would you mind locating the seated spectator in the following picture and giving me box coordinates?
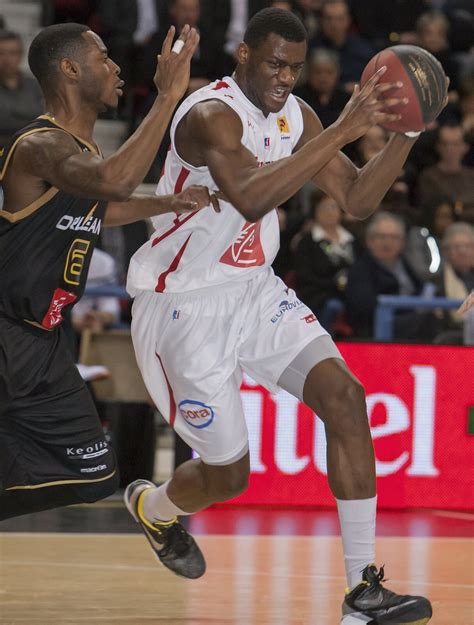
[293,48,350,128]
[405,198,456,282]
[294,190,357,331]
[416,11,460,92]
[71,248,121,334]
[0,31,43,147]
[310,0,374,92]
[346,212,438,340]
[434,222,474,343]
[416,124,474,213]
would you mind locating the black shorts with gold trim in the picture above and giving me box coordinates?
[0,313,117,491]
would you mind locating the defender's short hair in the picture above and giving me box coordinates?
[244,8,307,49]
[28,23,90,91]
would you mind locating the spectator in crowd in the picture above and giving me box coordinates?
[294,190,357,331]
[416,11,459,91]
[345,212,437,339]
[0,31,43,147]
[434,222,474,343]
[405,198,456,282]
[310,0,374,92]
[416,124,474,213]
[293,48,349,128]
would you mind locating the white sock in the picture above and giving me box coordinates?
[336,496,377,590]
[142,480,191,522]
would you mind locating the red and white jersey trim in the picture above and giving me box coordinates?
[127,77,304,295]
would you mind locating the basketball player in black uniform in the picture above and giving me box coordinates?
[0,23,217,528]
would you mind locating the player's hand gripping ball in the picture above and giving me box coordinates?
[361,45,448,133]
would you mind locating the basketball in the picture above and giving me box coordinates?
[360,45,447,133]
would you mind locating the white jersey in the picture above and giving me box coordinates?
[127,76,304,295]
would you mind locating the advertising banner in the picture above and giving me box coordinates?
[228,344,473,510]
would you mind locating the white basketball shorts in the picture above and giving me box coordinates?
[131,268,333,465]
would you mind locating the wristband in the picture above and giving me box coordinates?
[172,39,185,54]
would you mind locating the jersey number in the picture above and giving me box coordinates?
[64,238,90,286]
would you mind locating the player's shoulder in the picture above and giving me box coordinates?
[187,98,240,124]
[185,98,243,143]
[14,127,78,159]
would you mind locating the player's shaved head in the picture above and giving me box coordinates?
[244,7,307,49]
[28,23,90,92]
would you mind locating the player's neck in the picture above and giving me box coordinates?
[43,98,98,143]
[233,70,270,117]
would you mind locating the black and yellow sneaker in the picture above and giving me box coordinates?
[342,564,432,624]
[124,479,206,579]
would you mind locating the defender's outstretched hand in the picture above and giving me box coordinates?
[154,25,200,102]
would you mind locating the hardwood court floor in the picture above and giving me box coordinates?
[1,532,472,625]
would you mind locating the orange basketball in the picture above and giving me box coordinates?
[360,45,447,133]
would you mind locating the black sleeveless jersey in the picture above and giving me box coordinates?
[0,116,107,329]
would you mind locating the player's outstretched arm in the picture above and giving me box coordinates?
[299,76,450,219]
[296,98,417,220]
[103,186,220,226]
[183,67,405,222]
[14,26,200,202]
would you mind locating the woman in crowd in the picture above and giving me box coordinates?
[294,189,358,332]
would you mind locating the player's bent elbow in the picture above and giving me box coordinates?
[235,200,268,223]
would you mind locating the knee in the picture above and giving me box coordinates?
[205,465,250,502]
[74,469,120,504]
[320,378,368,433]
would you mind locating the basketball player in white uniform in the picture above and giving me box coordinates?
[125,8,435,624]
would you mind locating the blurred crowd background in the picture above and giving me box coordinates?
[1,0,473,344]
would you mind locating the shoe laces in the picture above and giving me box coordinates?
[362,564,387,586]
[159,522,192,557]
